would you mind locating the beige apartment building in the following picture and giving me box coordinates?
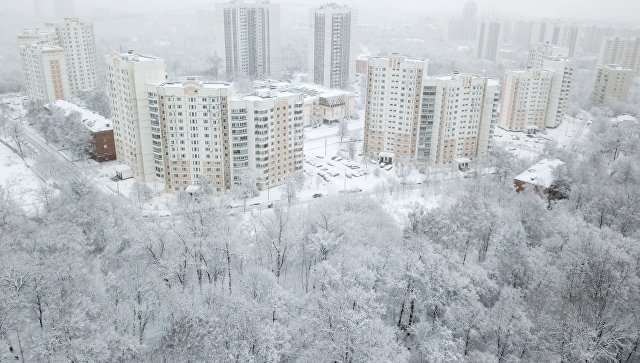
[363,55,428,163]
[598,37,640,73]
[498,69,554,132]
[19,44,70,103]
[592,65,634,105]
[106,51,167,182]
[419,73,500,164]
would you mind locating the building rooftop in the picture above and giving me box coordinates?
[514,159,564,188]
[46,100,112,133]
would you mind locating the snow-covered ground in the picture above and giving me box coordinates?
[493,112,592,160]
[0,141,43,212]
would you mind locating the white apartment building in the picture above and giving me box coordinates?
[215,0,281,80]
[477,21,501,61]
[148,80,232,192]
[527,42,569,68]
[18,18,98,98]
[498,69,554,132]
[106,51,167,182]
[309,3,356,90]
[229,89,304,190]
[598,37,640,73]
[52,18,98,94]
[592,65,634,105]
[19,44,70,104]
[363,55,428,162]
[419,73,500,165]
[542,57,573,128]
[582,26,615,54]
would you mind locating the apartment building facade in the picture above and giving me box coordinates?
[598,37,640,73]
[19,44,70,103]
[309,3,356,90]
[498,69,554,132]
[477,21,501,61]
[215,0,281,80]
[592,65,634,105]
[363,56,427,162]
[106,51,167,182]
[419,74,500,165]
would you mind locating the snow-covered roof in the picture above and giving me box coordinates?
[46,100,112,133]
[611,114,638,124]
[515,159,564,188]
[113,164,132,173]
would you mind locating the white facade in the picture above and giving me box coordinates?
[149,80,232,192]
[230,90,304,189]
[19,44,70,104]
[498,69,554,132]
[215,0,281,80]
[309,3,356,90]
[593,65,634,105]
[477,21,501,61]
[419,74,500,164]
[53,18,98,94]
[527,42,569,68]
[106,52,167,182]
[598,37,640,72]
[543,57,573,128]
[363,56,428,161]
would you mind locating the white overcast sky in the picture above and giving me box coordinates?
[2,0,639,22]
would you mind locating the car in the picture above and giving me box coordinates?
[267,203,274,208]
[379,163,386,168]
[331,156,338,160]
[385,165,393,171]
[335,156,343,161]
[313,193,323,198]
[346,174,352,178]
[321,167,329,171]
[508,147,517,151]
[249,202,261,206]
[526,134,534,138]
[330,171,340,177]
[327,162,335,166]
[315,155,323,159]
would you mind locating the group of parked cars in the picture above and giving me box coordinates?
[305,155,369,182]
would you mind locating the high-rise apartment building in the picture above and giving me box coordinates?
[18,18,98,98]
[148,80,232,191]
[309,3,356,90]
[448,1,478,42]
[106,51,167,182]
[146,79,304,192]
[52,18,98,94]
[19,44,70,103]
[418,74,500,164]
[581,26,615,54]
[229,90,304,189]
[557,26,578,58]
[477,21,501,61]
[363,56,427,162]
[215,0,281,80]
[498,69,554,132]
[592,65,634,105]
[598,37,640,73]
[527,42,569,68]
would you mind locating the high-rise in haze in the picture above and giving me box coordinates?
[592,65,634,105]
[215,0,281,80]
[598,36,640,72]
[309,3,356,90]
[106,51,167,182]
[477,21,501,61]
[448,1,478,42]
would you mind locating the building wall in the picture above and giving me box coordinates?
[599,37,640,72]
[593,65,634,105]
[92,130,116,162]
[106,52,167,182]
[363,56,427,161]
[498,69,554,132]
[477,21,501,61]
[54,18,98,95]
[215,0,281,80]
[309,3,356,90]
[20,44,70,104]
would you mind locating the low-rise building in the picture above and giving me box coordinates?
[514,159,564,194]
[44,100,116,161]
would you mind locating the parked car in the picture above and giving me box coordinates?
[384,165,393,171]
[313,193,323,198]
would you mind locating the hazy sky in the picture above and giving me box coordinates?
[2,0,639,22]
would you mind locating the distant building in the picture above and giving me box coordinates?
[106,51,167,182]
[598,37,640,73]
[18,18,98,98]
[592,65,634,105]
[19,44,70,103]
[477,21,501,61]
[581,26,615,54]
[515,159,564,194]
[363,55,427,163]
[448,1,478,42]
[309,3,356,90]
[45,100,116,162]
[214,0,281,80]
[355,56,368,75]
[54,0,75,18]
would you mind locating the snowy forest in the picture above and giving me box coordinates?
[1,110,639,362]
